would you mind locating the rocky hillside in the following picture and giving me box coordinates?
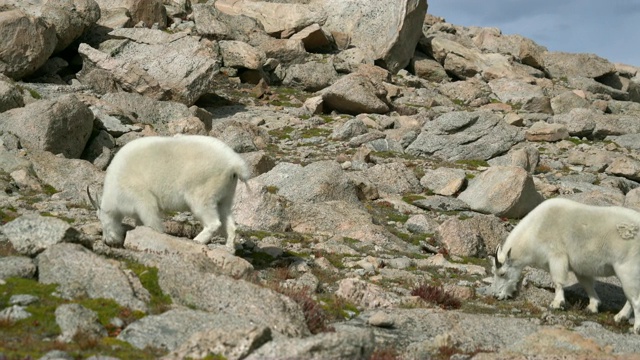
[2,0,640,358]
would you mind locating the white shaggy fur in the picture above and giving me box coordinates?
[491,198,640,334]
[89,135,250,252]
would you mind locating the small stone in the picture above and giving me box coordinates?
[368,311,394,328]
[9,294,39,306]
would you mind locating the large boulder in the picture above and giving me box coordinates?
[216,0,427,73]
[406,111,524,161]
[488,78,551,113]
[38,0,101,52]
[27,150,105,204]
[214,0,326,35]
[77,29,221,105]
[320,72,390,115]
[37,243,148,312]
[252,161,360,204]
[0,94,94,158]
[157,259,309,338]
[322,0,427,73]
[94,0,166,29]
[245,328,375,360]
[118,308,270,353]
[458,166,544,218]
[2,214,81,256]
[436,214,509,257]
[425,35,534,81]
[0,75,24,112]
[192,3,264,42]
[542,51,616,79]
[95,92,196,135]
[0,9,57,79]
[4,0,100,55]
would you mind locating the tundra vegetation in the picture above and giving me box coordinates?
[1,0,640,359]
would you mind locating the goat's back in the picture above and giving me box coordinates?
[102,135,249,208]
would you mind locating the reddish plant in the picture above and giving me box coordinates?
[369,347,399,360]
[411,283,461,310]
[281,288,334,334]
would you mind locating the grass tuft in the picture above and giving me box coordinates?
[411,283,461,310]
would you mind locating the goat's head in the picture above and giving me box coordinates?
[490,245,521,300]
[86,185,123,246]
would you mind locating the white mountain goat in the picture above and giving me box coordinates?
[88,135,250,252]
[491,197,640,334]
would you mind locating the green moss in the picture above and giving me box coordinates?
[196,354,228,360]
[266,185,279,194]
[390,229,429,246]
[268,126,295,140]
[237,229,274,240]
[0,278,162,359]
[342,237,360,245]
[454,159,489,169]
[39,212,75,224]
[124,261,172,315]
[0,207,18,225]
[42,184,58,196]
[317,294,360,321]
[17,85,42,100]
[276,87,301,95]
[402,194,426,204]
[319,252,347,270]
[566,137,584,145]
[300,127,331,139]
[245,250,276,269]
[387,212,410,223]
[509,102,522,111]
[319,115,336,123]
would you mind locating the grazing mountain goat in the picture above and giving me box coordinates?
[491,198,640,334]
[88,135,250,252]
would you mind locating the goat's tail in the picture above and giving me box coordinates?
[233,160,252,193]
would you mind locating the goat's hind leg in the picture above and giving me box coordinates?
[614,265,640,333]
[549,255,570,310]
[191,200,222,245]
[576,275,601,313]
[218,195,238,253]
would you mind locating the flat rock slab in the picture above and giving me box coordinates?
[406,111,524,161]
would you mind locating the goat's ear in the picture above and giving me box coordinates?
[504,249,512,265]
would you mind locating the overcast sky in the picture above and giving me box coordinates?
[427,0,640,67]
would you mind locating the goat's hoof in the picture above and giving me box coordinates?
[550,301,566,310]
[614,314,627,323]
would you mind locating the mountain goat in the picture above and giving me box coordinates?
[491,197,640,334]
[88,135,250,252]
